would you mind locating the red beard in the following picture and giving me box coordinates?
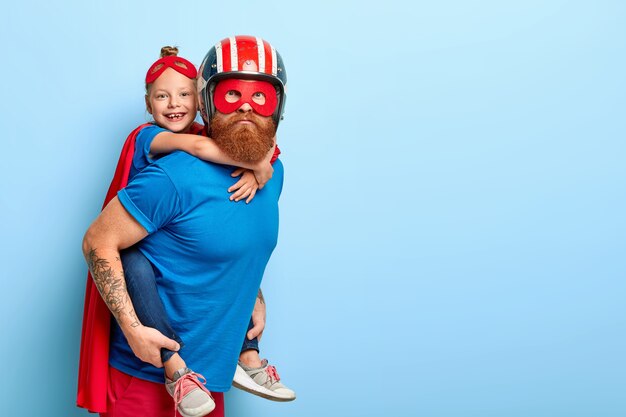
[210,113,276,163]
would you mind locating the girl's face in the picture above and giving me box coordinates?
[146,68,198,133]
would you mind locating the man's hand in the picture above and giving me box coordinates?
[125,325,180,368]
[247,289,267,342]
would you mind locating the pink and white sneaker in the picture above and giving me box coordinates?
[233,359,296,402]
[165,368,215,417]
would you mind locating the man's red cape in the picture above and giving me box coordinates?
[76,122,280,412]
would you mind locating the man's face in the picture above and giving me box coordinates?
[210,79,277,164]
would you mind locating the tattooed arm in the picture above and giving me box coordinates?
[246,288,267,342]
[82,196,179,367]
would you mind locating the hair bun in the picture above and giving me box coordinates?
[160,46,179,57]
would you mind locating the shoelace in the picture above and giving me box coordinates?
[265,365,281,383]
[172,372,212,417]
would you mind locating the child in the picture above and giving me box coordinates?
[90,46,293,417]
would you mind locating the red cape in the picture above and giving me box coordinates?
[76,122,280,412]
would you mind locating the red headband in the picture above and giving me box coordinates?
[145,56,197,84]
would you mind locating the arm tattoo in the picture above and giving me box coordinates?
[257,288,265,304]
[86,248,130,322]
[128,309,140,328]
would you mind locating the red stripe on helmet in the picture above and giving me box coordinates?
[234,35,258,71]
[221,38,232,73]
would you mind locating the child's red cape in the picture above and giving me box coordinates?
[76,122,280,412]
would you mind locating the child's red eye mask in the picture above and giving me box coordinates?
[145,56,197,84]
[213,79,278,117]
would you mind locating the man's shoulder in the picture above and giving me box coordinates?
[273,157,284,176]
[153,151,205,167]
[151,151,224,179]
[153,150,196,164]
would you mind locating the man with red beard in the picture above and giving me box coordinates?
[82,36,289,417]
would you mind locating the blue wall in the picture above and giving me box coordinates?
[1,1,625,416]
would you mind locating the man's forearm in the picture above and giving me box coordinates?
[257,288,265,305]
[81,196,161,364]
[85,247,140,330]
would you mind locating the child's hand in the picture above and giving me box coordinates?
[228,168,260,204]
[252,162,273,189]
[252,140,276,189]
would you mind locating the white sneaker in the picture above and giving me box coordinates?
[232,359,296,402]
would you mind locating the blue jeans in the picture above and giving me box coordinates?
[121,246,259,363]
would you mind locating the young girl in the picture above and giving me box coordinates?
[78,47,293,417]
[139,47,276,201]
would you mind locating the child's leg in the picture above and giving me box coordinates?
[239,319,262,366]
[120,246,185,375]
[121,246,216,415]
[235,319,296,401]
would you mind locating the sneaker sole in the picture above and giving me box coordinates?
[178,401,216,417]
[232,365,296,402]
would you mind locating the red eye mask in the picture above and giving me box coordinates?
[213,79,278,117]
[145,56,197,84]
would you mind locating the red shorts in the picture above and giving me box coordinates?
[100,367,225,417]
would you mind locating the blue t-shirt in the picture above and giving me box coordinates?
[109,128,284,391]
[128,124,167,180]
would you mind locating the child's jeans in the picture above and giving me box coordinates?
[121,245,259,363]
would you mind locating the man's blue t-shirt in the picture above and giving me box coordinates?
[109,128,283,391]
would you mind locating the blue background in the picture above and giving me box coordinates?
[1,1,625,416]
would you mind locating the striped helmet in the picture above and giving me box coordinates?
[198,35,287,127]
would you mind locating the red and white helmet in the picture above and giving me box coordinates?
[198,35,287,127]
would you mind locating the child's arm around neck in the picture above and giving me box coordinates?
[149,131,275,188]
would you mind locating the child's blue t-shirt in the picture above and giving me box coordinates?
[109,126,284,391]
[128,124,168,180]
